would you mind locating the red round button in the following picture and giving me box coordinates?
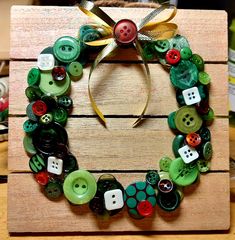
[52,66,66,81]
[137,200,153,217]
[35,171,49,185]
[113,19,137,45]
[158,179,174,193]
[186,132,201,147]
[166,49,181,65]
[32,100,47,116]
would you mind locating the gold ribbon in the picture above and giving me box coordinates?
[78,0,177,127]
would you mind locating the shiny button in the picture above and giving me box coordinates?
[170,60,198,90]
[23,119,38,133]
[178,144,199,164]
[53,36,80,63]
[137,200,153,217]
[175,106,203,134]
[29,154,46,173]
[159,156,172,172]
[52,107,68,126]
[52,66,66,81]
[166,49,181,65]
[182,87,201,105]
[97,174,123,194]
[63,154,78,173]
[113,19,137,45]
[169,157,199,187]
[37,54,55,71]
[154,39,170,53]
[157,191,180,212]
[68,61,83,80]
[79,25,93,39]
[169,35,189,50]
[195,99,210,115]
[158,179,174,193]
[167,111,177,130]
[39,113,53,125]
[104,189,124,211]
[47,156,63,175]
[39,72,71,96]
[57,96,73,110]
[143,43,155,61]
[199,71,211,85]
[23,135,37,155]
[63,170,97,205]
[89,196,105,215]
[180,47,192,60]
[45,181,63,200]
[32,100,47,116]
[27,68,40,86]
[201,107,215,122]
[186,133,201,147]
[191,54,204,71]
[35,171,49,185]
[202,141,213,160]
[198,127,211,142]
[172,134,185,158]
[26,102,38,121]
[82,29,101,43]
[145,170,160,186]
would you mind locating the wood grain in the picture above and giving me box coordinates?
[9,62,228,116]
[10,7,227,62]
[7,173,230,233]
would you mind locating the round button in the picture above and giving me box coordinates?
[169,35,189,50]
[27,67,40,86]
[191,54,204,71]
[159,156,172,172]
[63,170,97,205]
[25,86,43,101]
[29,154,46,173]
[79,25,93,39]
[158,179,174,193]
[180,47,192,60]
[197,158,210,172]
[52,66,66,81]
[53,36,80,63]
[168,111,177,130]
[199,71,211,85]
[145,170,160,186]
[52,107,68,126]
[137,200,153,217]
[39,113,53,125]
[97,174,123,194]
[176,89,186,105]
[26,102,38,122]
[23,119,39,133]
[195,99,210,115]
[39,72,71,96]
[32,100,47,116]
[157,191,180,212]
[143,43,155,61]
[35,171,49,185]
[170,60,198,90]
[198,127,211,142]
[186,132,201,147]
[45,181,63,200]
[63,154,78,173]
[201,107,214,121]
[89,196,105,215]
[202,141,213,160]
[175,106,203,134]
[68,61,83,80]
[169,157,199,187]
[23,135,37,155]
[58,95,73,110]
[166,49,181,65]
[113,19,137,45]
[154,39,170,53]
[172,134,185,158]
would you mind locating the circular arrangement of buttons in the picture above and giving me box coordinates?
[23,20,214,219]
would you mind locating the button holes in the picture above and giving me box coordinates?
[62,46,65,51]
[127,29,131,33]
[193,96,195,99]
[123,26,127,29]
[52,161,55,164]
[184,151,187,154]
[188,93,191,96]
[82,185,86,188]
[56,162,58,165]
[186,155,189,158]
[120,30,124,33]
[124,33,128,37]
[190,117,194,121]
[189,97,192,100]
[183,118,186,122]
[113,201,116,204]
[185,114,189,118]
[49,81,53,85]
[54,189,58,192]
[48,190,52,194]
[186,121,190,125]
[188,149,191,152]
[75,184,79,188]
[52,165,54,168]
[68,47,72,51]
[173,43,176,47]
[190,153,193,156]
[192,92,195,95]
[112,195,115,198]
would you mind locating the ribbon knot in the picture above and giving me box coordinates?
[78,0,177,127]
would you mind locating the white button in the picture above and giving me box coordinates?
[47,156,63,175]
[37,54,55,71]
[104,189,124,211]
[178,145,199,164]
[0,78,8,98]
[182,87,201,105]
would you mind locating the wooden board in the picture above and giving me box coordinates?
[8,6,229,233]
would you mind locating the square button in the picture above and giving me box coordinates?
[182,87,201,105]
[178,145,199,164]
[104,189,124,211]
[47,156,63,175]
[37,54,55,71]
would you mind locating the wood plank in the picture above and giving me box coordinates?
[8,117,229,172]
[0,141,8,175]
[7,172,230,233]
[10,7,227,62]
[9,62,228,116]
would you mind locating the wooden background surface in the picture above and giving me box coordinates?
[7,6,229,233]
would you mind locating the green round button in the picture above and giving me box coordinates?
[170,60,198,90]
[154,39,170,53]
[23,135,37,155]
[53,36,80,63]
[68,61,83,80]
[29,154,45,173]
[168,111,177,130]
[199,71,211,85]
[169,35,189,50]
[39,113,53,125]
[23,119,39,133]
[63,170,97,205]
[197,158,210,172]
[180,47,192,60]
[25,86,43,101]
[45,182,63,200]
[157,191,180,212]
[39,72,71,96]
[52,107,68,126]
[191,54,204,71]
[145,170,160,186]
[201,107,215,121]
[82,29,101,43]
[79,25,93,39]
[169,157,199,187]
[159,156,172,172]
[143,43,155,61]
[202,141,213,160]
[27,68,40,86]
[175,106,203,134]
[172,134,185,158]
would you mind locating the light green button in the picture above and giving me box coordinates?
[199,71,211,85]
[197,158,210,172]
[159,156,172,172]
[53,36,80,63]
[202,142,213,160]
[39,72,71,96]
[63,170,97,205]
[68,61,83,80]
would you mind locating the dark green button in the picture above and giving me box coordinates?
[89,196,105,215]
[199,71,211,85]
[53,36,80,63]
[191,54,204,71]
[157,191,180,212]
[58,96,73,110]
[198,127,211,142]
[175,106,203,134]
[63,154,79,173]
[39,113,53,125]
[79,25,93,39]
[170,60,198,90]
[41,95,57,110]
[82,29,101,43]
[23,119,39,133]
[97,174,123,194]
[198,84,208,100]
[63,170,97,205]
[169,157,199,187]
[23,135,37,155]
[143,43,155,61]
[159,156,172,172]
[45,181,63,200]
[25,86,43,101]
[52,107,68,126]
[27,68,40,86]
[168,111,177,130]
[26,102,38,122]
[145,170,160,186]
[172,135,185,158]
[169,35,189,50]
[176,89,185,106]
[68,61,83,80]
[180,47,192,60]
[154,40,170,53]
[197,158,210,172]
[29,154,45,173]
[202,141,213,160]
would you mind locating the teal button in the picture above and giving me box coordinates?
[23,119,39,133]
[23,135,37,155]
[154,39,170,53]
[169,35,189,50]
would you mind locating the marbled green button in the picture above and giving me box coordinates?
[169,35,189,50]
[27,68,40,86]
[23,119,38,133]
[202,141,213,160]
[180,47,192,60]
[25,86,43,101]
[52,107,68,126]
[82,29,101,43]
[154,39,170,53]
[145,170,160,186]
[191,54,204,71]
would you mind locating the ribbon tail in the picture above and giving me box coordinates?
[88,40,118,126]
[133,40,151,127]
[85,38,114,46]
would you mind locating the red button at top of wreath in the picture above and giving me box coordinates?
[113,19,137,45]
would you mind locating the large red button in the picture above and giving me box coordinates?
[32,100,47,116]
[137,200,153,217]
[166,49,181,65]
[113,19,137,45]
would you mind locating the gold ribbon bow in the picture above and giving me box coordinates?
[78,0,177,127]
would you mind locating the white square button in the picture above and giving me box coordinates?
[37,54,55,71]
[182,87,201,105]
[47,156,63,175]
[178,145,199,164]
[104,189,124,211]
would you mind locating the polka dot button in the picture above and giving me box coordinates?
[113,19,137,45]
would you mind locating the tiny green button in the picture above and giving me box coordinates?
[143,43,155,61]
[180,47,192,60]
[145,170,160,186]
[199,71,211,85]
[68,61,83,80]
[159,156,172,172]
[202,141,213,160]
[23,119,39,133]
[45,182,63,200]
[154,39,170,53]
[39,113,53,125]
[191,54,204,71]
[27,68,40,86]
[197,158,210,172]
[25,86,43,101]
